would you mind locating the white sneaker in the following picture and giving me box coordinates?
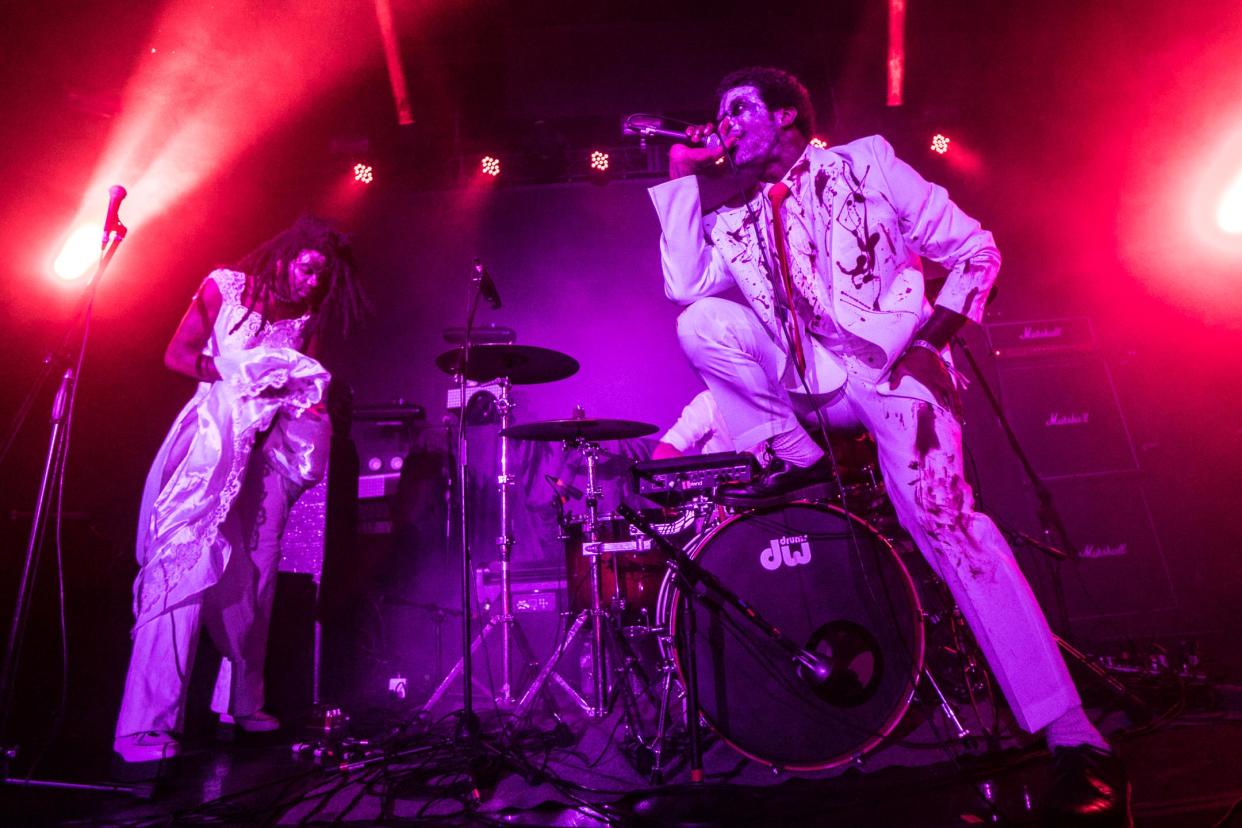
[218,710,281,733]
[114,731,180,763]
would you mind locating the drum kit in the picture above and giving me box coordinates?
[424,341,977,775]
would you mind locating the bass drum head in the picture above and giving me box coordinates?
[657,502,924,771]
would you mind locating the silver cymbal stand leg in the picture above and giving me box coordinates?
[581,440,609,717]
[510,438,611,719]
[495,378,516,705]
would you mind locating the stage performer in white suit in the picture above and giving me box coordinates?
[649,66,1127,824]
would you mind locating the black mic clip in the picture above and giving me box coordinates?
[472,258,502,310]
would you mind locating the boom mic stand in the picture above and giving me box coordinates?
[0,210,150,796]
[443,264,493,740]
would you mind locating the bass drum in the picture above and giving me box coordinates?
[656,502,924,771]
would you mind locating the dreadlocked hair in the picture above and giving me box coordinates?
[228,215,366,341]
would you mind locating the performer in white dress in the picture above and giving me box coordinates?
[114,217,364,763]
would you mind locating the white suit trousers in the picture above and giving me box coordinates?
[115,447,297,739]
[677,297,1082,733]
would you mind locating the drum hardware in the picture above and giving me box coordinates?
[919,667,970,741]
[619,504,839,687]
[502,420,659,721]
[512,438,615,717]
[426,339,580,724]
[619,503,890,775]
[620,501,929,772]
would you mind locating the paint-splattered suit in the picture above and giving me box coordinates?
[649,136,1081,732]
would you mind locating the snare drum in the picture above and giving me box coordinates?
[563,509,697,635]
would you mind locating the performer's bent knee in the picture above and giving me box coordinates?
[676,297,760,352]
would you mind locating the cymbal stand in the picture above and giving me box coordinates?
[514,439,612,718]
[493,378,518,703]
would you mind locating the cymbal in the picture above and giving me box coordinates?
[502,418,659,442]
[435,344,579,384]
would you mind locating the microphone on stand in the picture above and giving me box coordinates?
[622,114,723,150]
[101,185,128,248]
[473,258,502,309]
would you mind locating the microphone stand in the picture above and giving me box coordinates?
[949,335,1074,626]
[0,231,151,796]
[950,334,1140,707]
[616,503,838,783]
[447,264,490,740]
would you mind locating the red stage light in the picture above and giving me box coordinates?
[1217,169,1242,234]
[481,156,501,177]
[931,134,950,155]
[809,137,828,149]
[353,163,374,183]
[589,150,610,172]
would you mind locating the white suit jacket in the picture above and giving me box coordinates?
[650,135,1000,394]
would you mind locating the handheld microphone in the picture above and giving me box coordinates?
[622,114,722,149]
[102,184,128,248]
[473,258,502,309]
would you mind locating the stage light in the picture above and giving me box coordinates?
[589,150,610,172]
[52,225,102,282]
[481,156,501,177]
[931,134,950,155]
[809,137,828,149]
[1216,169,1242,234]
[58,1,380,258]
[353,162,374,183]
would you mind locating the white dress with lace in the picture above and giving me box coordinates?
[131,269,331,631]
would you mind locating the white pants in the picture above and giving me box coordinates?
[678,297,1082,733]
[115,445,298,739]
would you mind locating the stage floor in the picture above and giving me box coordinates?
[2,695,1239,826]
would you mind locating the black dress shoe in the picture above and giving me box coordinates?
[1042,745,1132,827]
[718,456,833,507]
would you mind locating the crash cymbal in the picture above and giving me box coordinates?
[435,344,579,384]
[502,418,659,442]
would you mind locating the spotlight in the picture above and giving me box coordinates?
[353,162,374,183]
[931,134,951,155]
[1217,170,1242,235]
[809,137,828,149]
[52,225,103,282]
[589,150,610,172]
[481,156,501,177]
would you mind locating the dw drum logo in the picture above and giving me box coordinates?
[760,534,812,571]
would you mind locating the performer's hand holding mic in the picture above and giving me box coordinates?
[622,113,731,178]
[668,123,730,179]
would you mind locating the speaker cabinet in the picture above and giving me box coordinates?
[991,353,1138,479]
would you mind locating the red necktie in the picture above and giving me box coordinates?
[767,182,807,377]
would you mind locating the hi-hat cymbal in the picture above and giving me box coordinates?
[502,418,659,442]
[435,344,579,384]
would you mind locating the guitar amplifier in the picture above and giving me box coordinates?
[985,317,1096,359]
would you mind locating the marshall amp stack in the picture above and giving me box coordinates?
[974,317,1177,626]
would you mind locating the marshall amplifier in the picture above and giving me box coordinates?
[1022,474,1177,623]
[984,319,1139,479]
[986,316,1096,359]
